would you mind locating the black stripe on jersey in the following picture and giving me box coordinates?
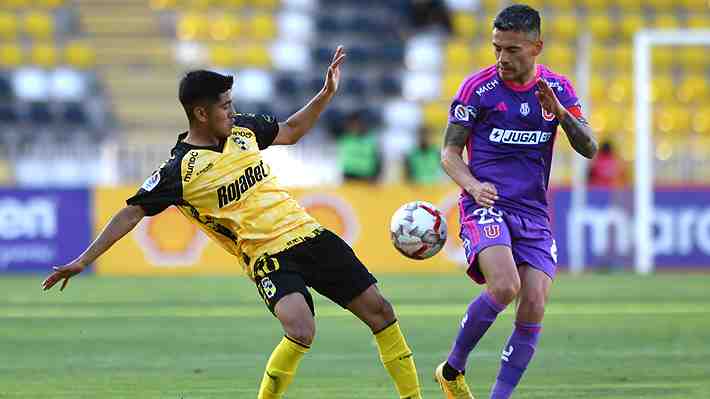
[233,113,279,150]
[182,201,239,243]
[126,146,186,216]
[174,132,227,153]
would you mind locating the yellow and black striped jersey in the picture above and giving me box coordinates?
[127,113,321,278]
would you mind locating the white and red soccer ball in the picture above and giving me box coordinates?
[390,201,447,260]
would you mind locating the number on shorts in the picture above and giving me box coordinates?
[473,207,503,225]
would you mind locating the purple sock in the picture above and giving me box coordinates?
[490,322,542,399]
[447,291,505,372]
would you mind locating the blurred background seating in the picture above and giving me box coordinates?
[0,0,111,181]
[0,0,709,186]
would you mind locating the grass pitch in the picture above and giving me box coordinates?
[1,273,709,398]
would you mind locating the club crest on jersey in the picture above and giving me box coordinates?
[483,225,501,239]
[520,102,530,116]
[232,135,249,151]
[542,108,556,121]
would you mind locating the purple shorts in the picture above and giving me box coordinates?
[459,201,557,284]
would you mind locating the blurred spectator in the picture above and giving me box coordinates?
[405,126,443,184]
[337,112,382,182]
[588,140,626,187]
[408,0,453,36]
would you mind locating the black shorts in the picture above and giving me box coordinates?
[253,229,377,316]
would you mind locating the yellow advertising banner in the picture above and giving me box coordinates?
[94,184,466,276]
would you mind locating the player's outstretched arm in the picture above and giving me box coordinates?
[41,205,146,291]
[535,80,598,159]
[273,45,346,145]
[441,122,498,207]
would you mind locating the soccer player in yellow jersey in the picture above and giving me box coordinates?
[42,46,423,398]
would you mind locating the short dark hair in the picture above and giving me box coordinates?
[179,70,234,121]
[493,4,541,37]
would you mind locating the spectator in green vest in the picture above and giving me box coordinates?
[337,112,382,182]
[405,126,443,185]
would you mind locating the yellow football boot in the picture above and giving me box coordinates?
[434,362,475,399]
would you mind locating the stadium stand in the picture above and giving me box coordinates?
[0,1,109,144]
[1,0,708,185]
[0,0,114,187]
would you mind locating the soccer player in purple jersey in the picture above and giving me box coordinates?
[434,5,598,399]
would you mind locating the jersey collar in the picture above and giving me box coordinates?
[500,64,541,92]
[175,131,226,153]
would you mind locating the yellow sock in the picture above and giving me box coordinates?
[374,321,422,399]
[257,336,309,399]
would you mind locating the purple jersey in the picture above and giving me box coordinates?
[449,64,581,220]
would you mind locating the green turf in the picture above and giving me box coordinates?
[1,273,709,398]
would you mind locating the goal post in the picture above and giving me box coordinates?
[569,32,592,275]
[633,29,710,274]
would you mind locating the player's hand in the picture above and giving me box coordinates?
[468,182,498,207]
[41,261,85,291]
[322,45,346,96]
[535,79,565,119]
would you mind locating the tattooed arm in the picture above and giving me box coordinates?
[536,79,598,159]
[558,110,598,159]
[440,122,498,207]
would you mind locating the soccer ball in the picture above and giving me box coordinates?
[390,201,447,260]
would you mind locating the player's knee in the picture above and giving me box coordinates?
[379,297,395,322]
[518,300,545,322]
[518,292,546,321]
[489,278,521,305]
[283,320,316,346]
